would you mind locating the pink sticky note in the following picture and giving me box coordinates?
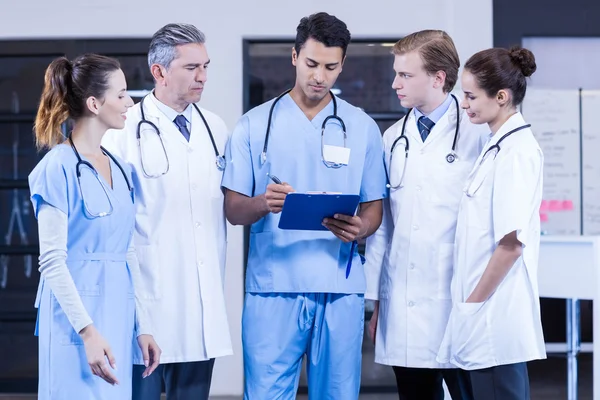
[540,213,549,222]
[540,200,549,212]
[562,200,574,211]
[549,200,562,212]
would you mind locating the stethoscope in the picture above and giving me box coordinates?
[386,94,461,190]
[464,123,531,197]
[480,124,531,160]
[69,137,133,218]
[137,95,226,178]
[390,94,460,164]
[260,88,348,169]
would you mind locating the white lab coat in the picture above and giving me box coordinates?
[365,102,488,368]
[437,112,546,370]
[102,95,233,364]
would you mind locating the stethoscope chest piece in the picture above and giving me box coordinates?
[216,155,226,171]
[446,153,457,163]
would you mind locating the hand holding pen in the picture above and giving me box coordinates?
[264,173,295,214]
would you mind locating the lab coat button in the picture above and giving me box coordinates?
[195,221,201,228]
[188,147,193,153]
[412,225,419,230]
[408,301,415,307]
[409,264,415,270]
[416,186,422,192]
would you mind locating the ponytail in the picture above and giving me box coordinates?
[33,54,122,150]
[33,57,72,150]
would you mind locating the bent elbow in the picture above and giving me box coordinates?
[225,214,243,226]
[224,201,245,226]
[224,205,239,226]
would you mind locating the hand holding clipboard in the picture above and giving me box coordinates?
[269,173,364,241]
[269,173,363,279]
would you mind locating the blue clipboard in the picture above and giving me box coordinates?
[278,192,361,231]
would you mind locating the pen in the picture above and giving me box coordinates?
[267,173,282,185]
[346,240,357,279]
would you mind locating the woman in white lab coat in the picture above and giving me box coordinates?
[365,30,488,400]
[437,46,546,399]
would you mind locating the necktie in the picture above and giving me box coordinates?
[418,116,435,142]
[174,115,191,142]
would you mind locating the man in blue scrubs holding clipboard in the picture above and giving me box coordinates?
[221,12,387,400]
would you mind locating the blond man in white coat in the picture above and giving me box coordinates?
[365,30,487,400]
[102,23,232,399]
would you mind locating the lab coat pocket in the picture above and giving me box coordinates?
[452,301,492,368]
[466,196,492,230]
[436,244,454,300]
[135,245,162,300]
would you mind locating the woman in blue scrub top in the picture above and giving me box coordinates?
[222,12,388,400]
[29,54,161,399]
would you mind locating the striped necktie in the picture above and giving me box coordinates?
[418,116,435,142]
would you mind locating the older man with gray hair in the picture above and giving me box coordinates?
[102,22,232,399]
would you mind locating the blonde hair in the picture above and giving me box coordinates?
[33,57,71,150]
[393,30,460,93]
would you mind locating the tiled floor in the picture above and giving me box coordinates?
[0,354,593,400]
[0,334,593,399]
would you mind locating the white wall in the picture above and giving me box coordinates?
[0,0,493,395]
[523,37,600,89]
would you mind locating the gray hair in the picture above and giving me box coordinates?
[148,23,206,69]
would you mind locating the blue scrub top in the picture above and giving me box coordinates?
[29,144,138,399]
[222,94,387,294]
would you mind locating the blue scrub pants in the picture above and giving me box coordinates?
[242,292,365,400]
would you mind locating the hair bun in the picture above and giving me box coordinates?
[508,46,536,77]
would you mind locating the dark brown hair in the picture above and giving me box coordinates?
[393,30,460,93]
[464,46,537,107]
[33,54,121,150]
[295,12,351,59]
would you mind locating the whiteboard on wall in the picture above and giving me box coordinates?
[521,88,581,235]
[522,38,600,90]
[582,90,600,235]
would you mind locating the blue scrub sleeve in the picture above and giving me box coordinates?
[29,151,69,219]
[359,120,388,203]
[221,115,254,197]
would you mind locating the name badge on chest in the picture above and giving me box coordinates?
[323,145,351,166]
